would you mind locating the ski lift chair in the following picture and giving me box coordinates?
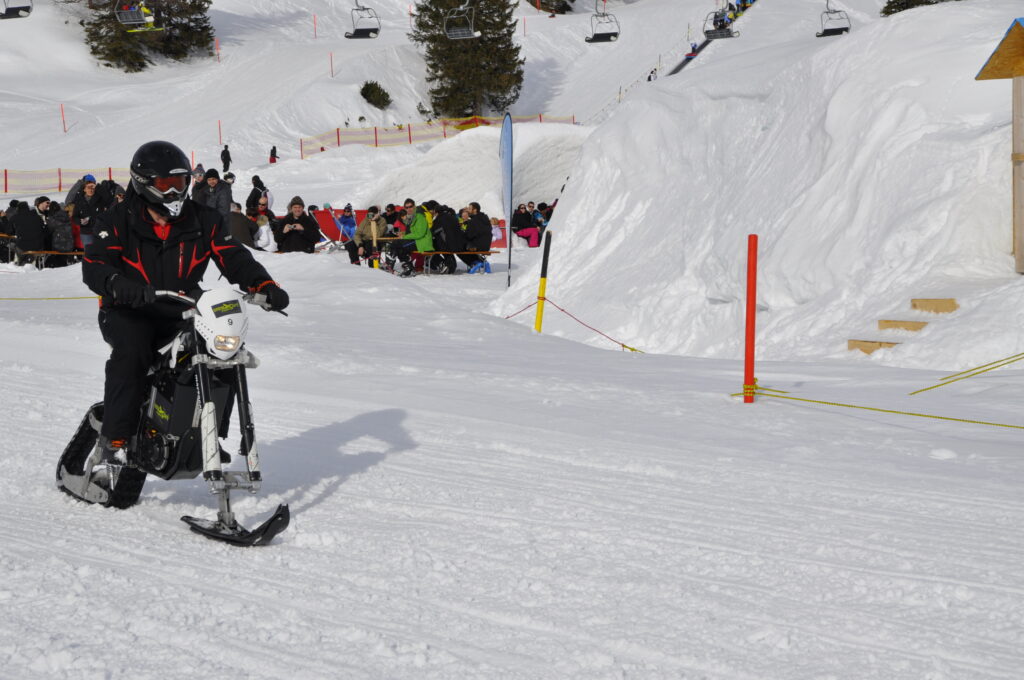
[1,0,32,19]
[584,0,619,43]
[444,1,481,40]
[114,1,162,32]
[345,0,380,39]
[703,9,738,40]
[816,0,850,37]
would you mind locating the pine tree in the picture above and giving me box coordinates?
[154,0,215,61]
[410,0,524,117]
[880,0,959,17]
[82,0,214,72]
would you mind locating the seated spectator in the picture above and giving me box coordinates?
[489,216,503,243]
[337,203,359,264]
[386,198,433,277]
[192,168,232,222]
[383,203,404,229]
[463,202,492,273]
[13,196,51,255]
[353,205,389,265]
[190,164,205,196]
[511,203,541,248]
[228,201,256,248]
[429,203,464,274]
[70,176,105,248]
[272,196,320,253]
[46,201,76,260]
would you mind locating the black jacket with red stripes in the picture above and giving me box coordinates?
[83,193,274,306]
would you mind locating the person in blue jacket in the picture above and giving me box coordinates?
[326,203,360,264]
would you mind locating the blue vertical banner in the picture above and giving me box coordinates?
[499,113,513,287]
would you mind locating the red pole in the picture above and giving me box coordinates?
[330,52,334,78]
[409,4,413,29]
[215,37,220,63]
[108,167,113,181]
[538,113,543,123]
[313,14,317,39]
[536,0,540,12]
[523,16,526,35]
[442,121,447,138]
[374,127,378,147]
[300,138,304,160]
[3,169,7,194]
[58,168,63,192]
[191,150,195,167]
[743,234,758,403]
[408,124,413,144]
[60,104,67,133]
[218,119,222,146]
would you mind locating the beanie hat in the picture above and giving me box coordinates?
[83,174,96,184]
[288,195,305,209]
[193,163,205,176]
[8,199,19,210]
[35,196,51,207]
[343,203,353,211]
[204,168,220,180]
[423,200,439,211]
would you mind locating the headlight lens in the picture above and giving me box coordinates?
[214,335,240,352]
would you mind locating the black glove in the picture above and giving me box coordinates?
[262,283,289,311]
[107,273,155,308]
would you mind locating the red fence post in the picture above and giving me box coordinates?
[3,169,7,194]
[336,128,341,147]
[313,14,317,39]
[58,168,63,192]
[218,119,222,146]
[374,127,378,147]
[215,37,220,63]
[330,52,334,78]
[538,113,543,123]
[108,167,113,181]
[408,124,413,144]
[60,104,67,134]
[743,234,758,403]
[523,16,526,35]
[300,138,304,160]
[442,121,447,139]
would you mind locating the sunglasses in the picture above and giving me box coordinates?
[258,202,268,206]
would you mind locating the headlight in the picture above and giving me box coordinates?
[214,335,240,352]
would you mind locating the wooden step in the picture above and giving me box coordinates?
[878,319,929,332]
[910,298,958,314]
[848,339,900,354]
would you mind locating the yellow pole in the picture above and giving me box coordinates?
[533,231,552,333]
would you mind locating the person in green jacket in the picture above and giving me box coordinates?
[389,198,434,277]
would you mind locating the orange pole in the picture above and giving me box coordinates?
[743,234,758,403]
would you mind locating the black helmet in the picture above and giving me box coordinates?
[129,141,191,217]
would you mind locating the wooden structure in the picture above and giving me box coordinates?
[977,19,1024,272]
[848,298,958,355]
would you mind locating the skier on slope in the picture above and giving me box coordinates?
[80,140,290,470]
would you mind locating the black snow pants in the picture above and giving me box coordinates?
[98,306,184,440]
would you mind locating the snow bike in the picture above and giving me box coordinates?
[56,287,290,547]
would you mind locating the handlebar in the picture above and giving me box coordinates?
[151,289,286,315]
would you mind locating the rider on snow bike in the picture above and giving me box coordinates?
[79,140,289,476]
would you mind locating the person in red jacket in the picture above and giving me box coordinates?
[82,140,289,462]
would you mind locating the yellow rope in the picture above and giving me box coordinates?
[909,354,1024,396]
[0,296,99,301]
[732,389,1024,431]
[939,352,1024,382]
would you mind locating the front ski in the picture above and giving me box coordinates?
[181,503,290,547]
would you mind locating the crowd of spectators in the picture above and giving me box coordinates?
[1,167,559,276]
